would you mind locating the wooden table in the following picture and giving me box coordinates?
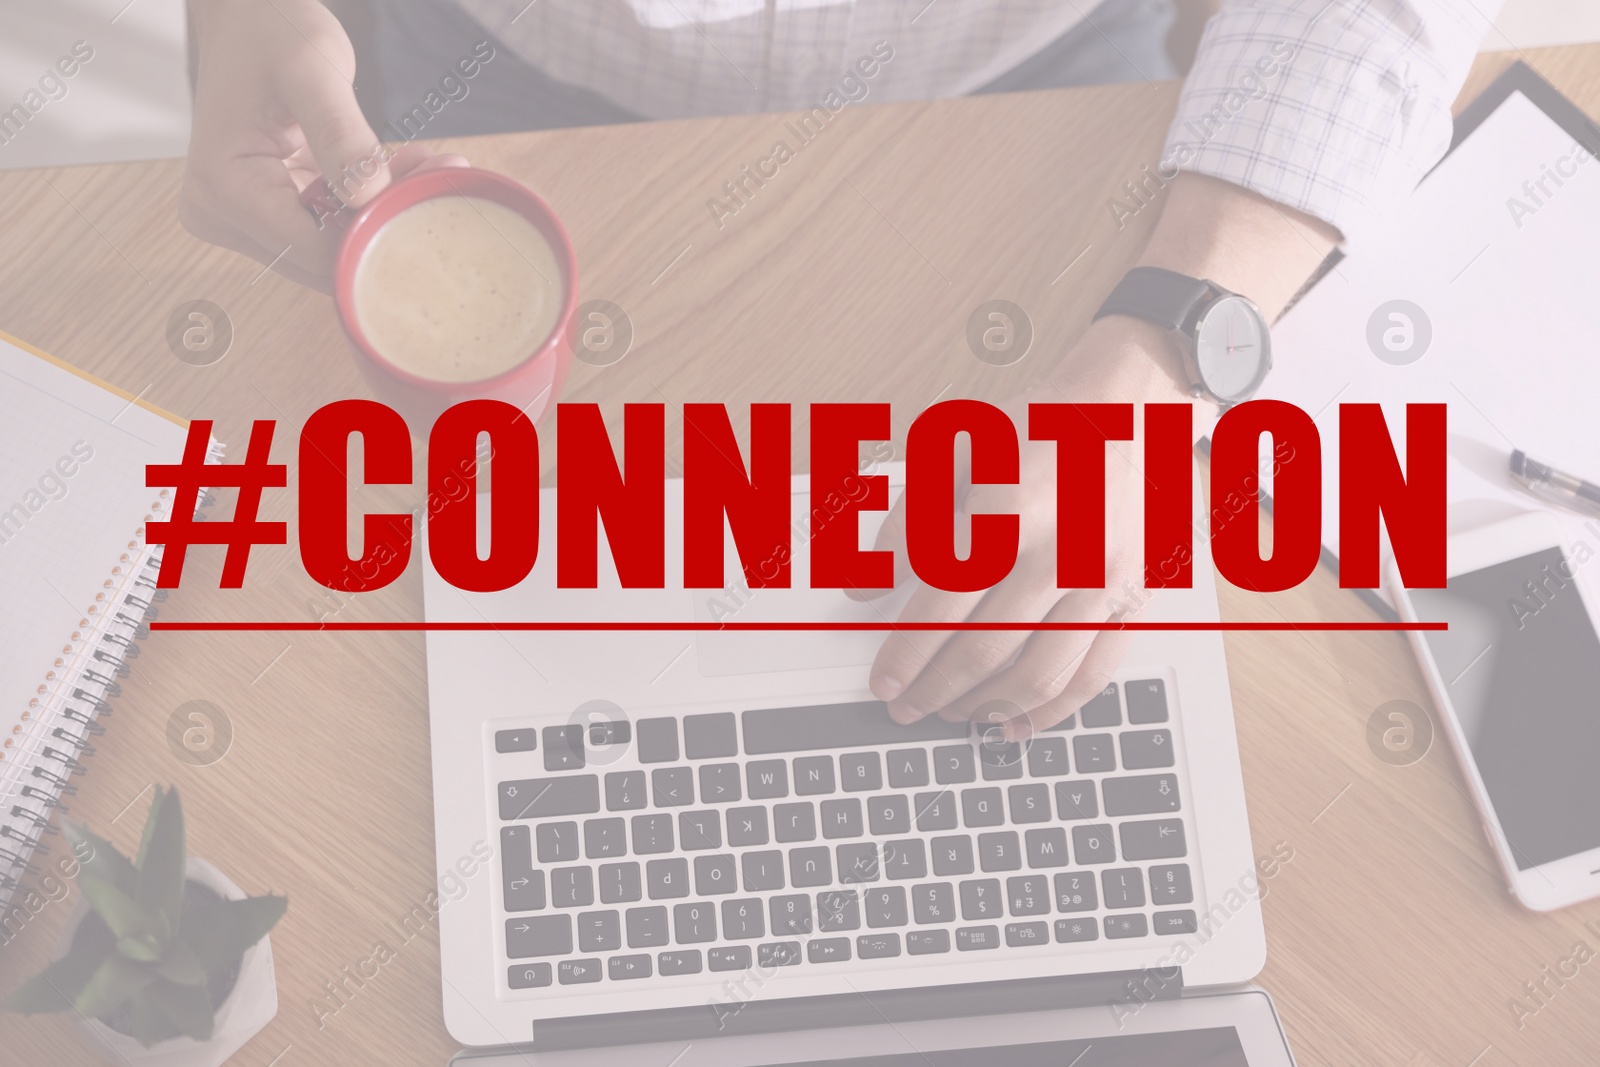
[2,43,1598,1067]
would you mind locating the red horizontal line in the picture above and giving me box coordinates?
[149,621,1445,632]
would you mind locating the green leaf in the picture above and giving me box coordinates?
[81,878,157,943]
[154,942,207,987]
[63,822,138,896]
[117,934,165,963]
[134,788,186,935]
[179,895,287,972]
[143,978,214,1043]
[74,954,155,1020]
[3,911,118,1013]
[128,993,180,1048]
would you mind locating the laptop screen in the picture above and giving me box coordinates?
[769,1027,1249,1065]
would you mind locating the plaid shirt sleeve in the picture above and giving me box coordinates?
[1164,0,1502,243]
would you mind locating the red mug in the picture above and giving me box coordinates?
[325,167,578,432]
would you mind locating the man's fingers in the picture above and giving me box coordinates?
[844,492,907,601]
[968,627,1134,741]
[869,585,986,714]
[279,55,392,211]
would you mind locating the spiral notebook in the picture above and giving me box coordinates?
[0,332,198,926]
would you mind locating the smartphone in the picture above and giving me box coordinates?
[1389,510,1600,910]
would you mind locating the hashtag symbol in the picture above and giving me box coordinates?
[146,420,287,588]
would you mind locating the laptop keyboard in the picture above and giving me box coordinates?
[494,674,1196,992]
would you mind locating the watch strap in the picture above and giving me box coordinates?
[1093,266,1214,333]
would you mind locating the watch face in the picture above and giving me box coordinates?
[1194,295,1270,403]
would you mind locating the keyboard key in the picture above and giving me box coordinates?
[1125,679,1169,723]
[727,806,769,847]
[858,933,901,959]
[887,748,930,788]
[507,915,570,958]
[1072,824,1116,864]
[1120,818,1186,860]
[1006,875,1050,916]
[961,787,1005,828]
[774,802,817,842]
[808,937,852,963]
[1105,914,1149,939]
[821,798,864,839]
[791,846,833,887]
[632,814,675,854]
[865,886,909,927]
[840,752,882,791]
[684,712,738,758]
[558,958,602,984]
[934,744,977,784]
[817,890,860,931]
[1055,781,1099,820]
[978,737,1025,781]
[978,831,1021,872]
[543,725,586,771]
[1155,909,1197,935]
[837,842,880,883]
[1025,827,1069,869]
[931,835,975,876]
[652,767,695,806]
[1101,867,1145,909]
[637,717,679,763]
[598,861,641,904]
[1080,683,1121,728]
[509,962,552,988]
[1150,864,1194,905]
[747,759,789,799]
[588,720,631,746]
[957,925,1000,950]
[646,857,690,899]
[1121,730,1175,770]
[722,898,765,939]
[577,910,621,952]
[908,929,951,954]
[707,946,748,972]
[912,882,956,924]
[499,776,600,821]
[914,790,958,831]
[674,901,718,943]
[537,822,579,863]
[868,794,911,835]
[679,810,722,850]
[883,838,927,880]
[552,867,594,908]
[626,906,669,947]
[1026,736,1069,777]
[1103,774,1181,816]
[699,763,743,803]
[496,729,537,754]
[584,818,627,858]
[742,850,786,892]
[794,756,836,795]
[758,941,802,967]
[743,702,966,754]
[1053,872,1098,912]
[959,879,1003,920]
[605,771,647,811]
[500,827,545,911]
[1073,735,1116,773]
[1006,921,1050,947]
[609,954,652,980]
[695,854,738,895]
[1055,917,1098,943]
[1008,783,1051,824]
[769,894,813,936]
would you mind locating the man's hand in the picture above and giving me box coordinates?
[861,174,1341,740]
[181,0,463,288]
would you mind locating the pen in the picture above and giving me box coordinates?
[1509,449,1600,518]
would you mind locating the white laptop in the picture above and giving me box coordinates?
[423,462,1292,1065]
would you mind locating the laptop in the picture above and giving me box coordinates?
[422,461,1294,1065]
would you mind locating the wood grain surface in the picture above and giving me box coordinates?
[1,44,1597,1067]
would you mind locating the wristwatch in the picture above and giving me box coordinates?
[1093,266,1272,406]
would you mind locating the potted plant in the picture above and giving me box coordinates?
[3,787,286,1066]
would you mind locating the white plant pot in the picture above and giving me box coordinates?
[54,856,279,1067]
